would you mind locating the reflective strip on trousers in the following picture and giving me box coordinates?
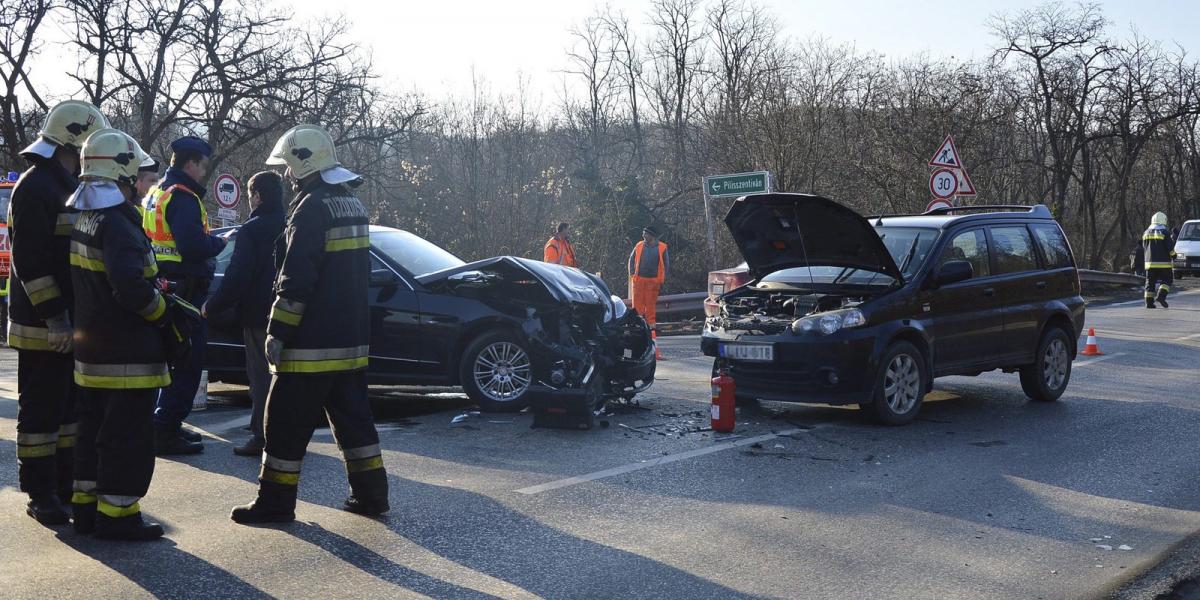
[342,444,384,473]
[8,323,52,351]
[1145,262,1172,269]
[74,361,171,389]
[16,431,58,458]
[22,275,62,305]
[261,454,302,485]
[72,480,98,505]
[57,422,78,448]
[97,497,141,518]
[274,346,370,374]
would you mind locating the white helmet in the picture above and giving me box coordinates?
[1152,212,1168,226]
[79,129,153,186]
[266,124,360,184]
[21,100,109,158]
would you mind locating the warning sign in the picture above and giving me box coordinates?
[213,173,240,210]
[928,135,964,168]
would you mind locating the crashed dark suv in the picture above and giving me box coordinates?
[702,194,1085,425]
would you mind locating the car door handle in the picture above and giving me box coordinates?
[1035,281,1047,289]
[983,288,995,297]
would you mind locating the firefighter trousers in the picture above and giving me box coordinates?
[1145,268,1173,301]
[256,371,388,510]
[16,349,77,501]
[72,388,157,518]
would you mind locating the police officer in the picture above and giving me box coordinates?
[231,124,388,524]
[67,128,170,540]
[1143,212,1174,309]
[142,136,226,454]
[8,100,107,524]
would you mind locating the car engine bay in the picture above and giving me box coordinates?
[711,287,869,334]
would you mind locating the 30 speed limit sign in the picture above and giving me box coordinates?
[929,168,957,200]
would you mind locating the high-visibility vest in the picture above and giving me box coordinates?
[632,240,668,285]
[543,236,577,267]
[143,184,207,264]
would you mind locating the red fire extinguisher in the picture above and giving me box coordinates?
[711,369,736,433]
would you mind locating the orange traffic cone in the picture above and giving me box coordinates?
[653,329,664,361]
[1080,328,1104,356]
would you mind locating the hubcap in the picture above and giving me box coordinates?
[883,354,921,414]
[1042,338,1069,391]
[473,342,531,403]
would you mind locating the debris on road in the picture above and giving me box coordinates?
[1119,545,1133,551]
[450,411,481,426]
[1098,545,1113,551]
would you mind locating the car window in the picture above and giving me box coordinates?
[215,238,235,274]
[938,229,990,279]
[876,227,940,278]
[0,187,11,223]
[989,226,1039,274]
[1030,223,1073,269]
[1179,223,1200,241]
[371,229,466,277]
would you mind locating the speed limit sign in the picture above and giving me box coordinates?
[929,168,957,200]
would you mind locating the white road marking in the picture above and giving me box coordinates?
[515,429,802,495]
[1073,352,1125,367]
[1176,332,1200,341]
[194,414,252,439]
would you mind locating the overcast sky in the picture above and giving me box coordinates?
[27,0,1200,104]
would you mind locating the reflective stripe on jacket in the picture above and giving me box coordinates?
[143,183,207,264]
[1143,225,1175,270]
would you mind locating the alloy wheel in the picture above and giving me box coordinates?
[1042,338,1069,391]
[473,342,531,403]
[883,354,921,414]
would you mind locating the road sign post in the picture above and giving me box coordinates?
[702,171,772,269]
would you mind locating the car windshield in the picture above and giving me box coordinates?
[372,229,466,277]
[758,226,939,287]
[0,187,11,223]
[1180,223,1200,241]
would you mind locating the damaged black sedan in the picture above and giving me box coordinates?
[207,226,655,420]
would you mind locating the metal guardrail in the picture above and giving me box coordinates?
[642,270,1142,318]
[1078,269,1144,286]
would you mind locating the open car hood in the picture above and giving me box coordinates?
[724,193,903,282]
[419,256,611,306]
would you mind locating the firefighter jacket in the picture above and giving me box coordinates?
[1142,224,1175,270]
[7,154,77,351]
[266,179,370,375]
[142,167,225,280]
[70,201,172,389]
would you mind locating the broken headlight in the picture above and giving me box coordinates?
[604,294,627,322]
[791,308,866,335]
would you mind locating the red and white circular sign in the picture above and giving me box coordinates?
[925,199,953,213]
[929,168,957,200]
[213,173,240,209]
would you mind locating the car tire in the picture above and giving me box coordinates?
[460,330,533,412]
[1019,327,1072,402]
[863,341,927,425]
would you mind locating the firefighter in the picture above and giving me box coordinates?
[543,222,577,267]
[67,128,170,540]
[628,225,669,330]
[142,136,226,455]
[1143,212,1174,309]
[231,124,388,524]
[8,100,107,524]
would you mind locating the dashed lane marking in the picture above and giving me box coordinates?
[515,428,802,495]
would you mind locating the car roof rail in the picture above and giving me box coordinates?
[921,204,1053,218]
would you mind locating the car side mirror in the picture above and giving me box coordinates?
[931,260,973,288]
[370,269,398,287]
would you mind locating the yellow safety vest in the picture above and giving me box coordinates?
[143,184,208,264]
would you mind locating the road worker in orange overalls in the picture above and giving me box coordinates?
[628,225,668,330]
[543,222,577,268]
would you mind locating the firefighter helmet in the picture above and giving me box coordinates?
[37,100,109,148]
[266,124,360,184]
[80,129,153,186]
[1152,212,1168,226]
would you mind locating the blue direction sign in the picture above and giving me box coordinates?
[704,171,771,198]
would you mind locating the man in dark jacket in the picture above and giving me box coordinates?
[142,136,226,454]
[203,171,286,456]
[9,100,107,524]
[232,124,388,524]
[68,128,170,540]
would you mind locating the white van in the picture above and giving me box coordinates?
[1174,220,1200,277]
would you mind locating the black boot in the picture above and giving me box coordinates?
[1157,291,1169,308]
[94,512,164,541]
[26,495,70,525]
[1146,299,1157,309]
[343,495,390,516]
[233,438,265,457]
[231,482,296,524]
[178,427,203,442]
[155,428,203,456]
[72,501,96,535]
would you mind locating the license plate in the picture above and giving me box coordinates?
[720,343,774,362]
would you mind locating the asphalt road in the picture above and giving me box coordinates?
[2,290,1200,599]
